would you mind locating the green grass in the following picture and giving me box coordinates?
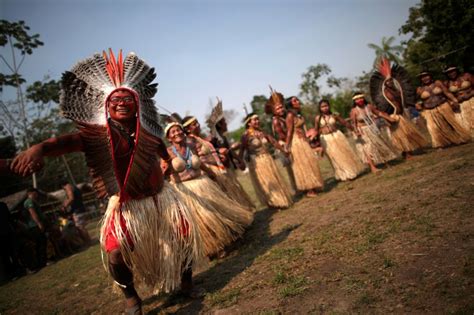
[278,276,308,298]
[206,287,241,307]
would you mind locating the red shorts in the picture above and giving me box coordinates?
[103,211,133,253]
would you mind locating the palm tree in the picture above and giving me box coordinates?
[367,36,404,68]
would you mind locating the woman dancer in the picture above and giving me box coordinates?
[164,120,253,258]
[369,59,428,157]
[416,71,470,148]
[264,91,297,192]
[267,89,323,196]
[443,66,474,138]
[350,93,400,173]
[10,50,203,313]
[315,99,366,181]
[182,115,254,210]
[239,113,293,209]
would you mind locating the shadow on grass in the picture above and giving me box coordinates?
[145,207,301,314]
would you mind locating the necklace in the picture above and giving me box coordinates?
[172,145,193,169]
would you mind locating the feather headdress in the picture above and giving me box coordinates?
[59,49,163,200]
[60,49,162,136]
[206,97,224,137]
[265,86,284,114]
[369,58,416,114]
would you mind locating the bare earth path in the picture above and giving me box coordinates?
[1,143,473,314]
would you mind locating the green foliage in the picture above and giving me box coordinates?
[0,20,43,91]
[299,63,331,106]
[26,80,60,104]
[399,0,474,77]
[330,90,353,119]
[367,36,404,68]
[227,125,246,143]
[206,288,241,307]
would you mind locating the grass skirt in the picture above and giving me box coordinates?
[355,125,399,165]
[173,176,253,256]
[290,135,324,190]
[320,130,366,181]
[208,165,255,211]
[388,114,428,153]
[421,102,470,148]
[249,152,293,209]
[100,182,204,293]
[454,98,474,139]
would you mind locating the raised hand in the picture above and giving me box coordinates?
[11,145,45,177]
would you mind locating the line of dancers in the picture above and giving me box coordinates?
[4,51,472,314]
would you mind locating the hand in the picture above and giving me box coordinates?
[236,160,246,171]
[160,158,171,175]
[451,101,460,111]
[11,145,45,177]
[218,148,228,156]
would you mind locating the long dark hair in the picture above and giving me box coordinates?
[315,99,332,133]
[284,96,302,114]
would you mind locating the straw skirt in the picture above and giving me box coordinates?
[290,135,324,190]
[173,176,253,257]
[208,165,255,211]
[248,152,293,209]
[421,102,470,148]
[388,114,428,152]
[454,98,474,139]
[320,130,366,181]
[355,125,399,164]
[100,182,204,293]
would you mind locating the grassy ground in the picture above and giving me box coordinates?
[1,143,473,314]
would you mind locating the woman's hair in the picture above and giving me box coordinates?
[284,96,302,111]
[315,99,332,132]
[243,112,257,129]
[182,115,194,133]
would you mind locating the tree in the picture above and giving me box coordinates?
[0,20,44,187]
[399,0,474,77]
[367,36,404,68]
[299,63,331,106]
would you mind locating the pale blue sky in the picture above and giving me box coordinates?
[1,0,419,130]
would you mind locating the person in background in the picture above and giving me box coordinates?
[23,188,48,271]
[416,71,470,148]
[61,182,91,245]
[443,65,474,138]
[0,202,23,281]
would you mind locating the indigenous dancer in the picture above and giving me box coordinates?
[164,119,253,258]
[207,99,256,206]
[416,71,470,148]
[239,113,293,209]
[369,58,428,158]
[315,99,366,181]
[264,92,297,192]
[443,66,474,138]
[183,113,254,210]
[350,92,400,173]
[266,89,323,196]
[10,50,204,313]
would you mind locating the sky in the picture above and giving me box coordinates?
[1,0,419,131]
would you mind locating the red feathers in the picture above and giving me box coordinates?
[103,48,124,88]
[378,57,392,78]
